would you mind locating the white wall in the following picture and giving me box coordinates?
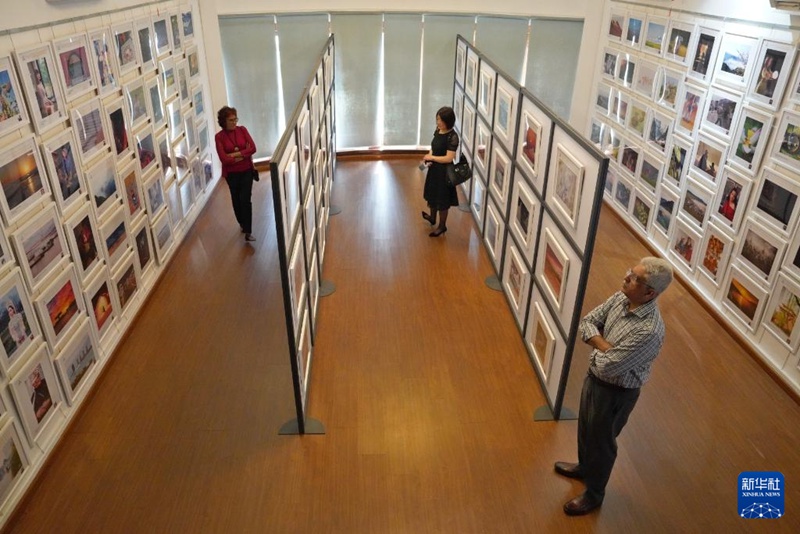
[0,0,171,32]
[622,0,799,26]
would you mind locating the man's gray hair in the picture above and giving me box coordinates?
[641,257,673,294]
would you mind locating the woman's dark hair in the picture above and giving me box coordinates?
[217,106,237,128]
[437,106,456,129]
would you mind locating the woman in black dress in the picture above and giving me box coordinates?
[421,107,459,237]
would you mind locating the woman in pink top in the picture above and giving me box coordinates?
[215,106,258,242]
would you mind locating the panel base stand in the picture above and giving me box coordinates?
[485,275,502,291]
[329,205,342,215]
[320,280,336,297]
[458,203,470,212]
[279,417,326,435]
[534,405,578,421]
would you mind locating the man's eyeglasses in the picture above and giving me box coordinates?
[625,268,654,290]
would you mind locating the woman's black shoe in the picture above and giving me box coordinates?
[421,212,435,225]
[429,227,447,237]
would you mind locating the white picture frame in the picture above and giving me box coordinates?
[746,39,796,111]
[642,16,668,57]
[9,345,63,445]
[679,177,714,230]
[493,77,517,153]
[288,233,307,335]
[132,215,154,279]
[617,52,636,88]
[455,39,467,87]
[11,203,70,294]
[64,204,103,282]
[118,160,144,224]
[477,61,496,123]
[501,240,531,329]
[656,66,682,110]
[607,9,625,43]
[763,273,800,350]
[99,204,130,270]
[646,108,672,154]
[40,128,87,217]
[53,318,99,405]
[135,17,156,75]
[509,178,541,264]
[548,144,585,230]
[143,168,166,218]
[664,20,696,66]
[630,189,654,234]
[633,58,658,99]
[112,21,140,76]
[722,264,768,332]
[614,172,633,214]
[688,26,721,85]
[465,49,479,103]
[624,12,645,49]
[0,269,41,375]
[526,300,557,382]
[772,109,800,175]
[83,266,117,342]
[699,85,741,141]
[135,127,158,176]
[653,184,679,238]
[712,33,759,91]
[483,198,504,273]
[536,227,570,312]
[735,219,786,284]
[697,222,735,285]
[13,42,67,135]
[34,265,85,348]
[751,167,800,236]
[146,76,166,131]
[85,154,120,222]
[675,83,706,140]
[0,55,30,137]
[0,418,28,504]
[689,133,726,185]
[52,33,96,102]
[87,28,119,98]
[711,167,752,234]
[664,135,691,190]
[638,151,663,193]
[160,58,179,102]
[112,250,139,315]
[729,104,773,175]
[669,216,703,271]
[104,96,133,163]
[516,97,551,195]
[72,98,109,166]
[152,15,171,58]
[488,144,511,211]
[626,99,648,139]
[125,78,149,131]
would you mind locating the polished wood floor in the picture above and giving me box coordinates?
[5,157,800,533]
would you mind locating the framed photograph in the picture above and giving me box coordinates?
[12,203,70,293]
[747,39,796,111]
[605,125,623,161]
[165,180,182,232]
[179,173,195,218]
[626,99,648,139]
[53,319,98,404]
[601,47,619,81]
[170,12,183,52]
[125,79,149,131]
[752,167,800,235]
[589,118,606,147]
[35,266,84,348]
[527,301,556,381]
[184,115,197,154]
[772,109,800,173]
[656,66,682,110]
[465,50,478,103]
[135,17,156,74]
[190,156,203,198]
[723,264,768,331]
[160,58,179,102]
[470,175,486,227]
[614,175,633,212]
[697,222,734,285]
[112,21,140,76]
[501,241,531,327]
[509,178,540,262]
[699,85,741,140]
[483,200,504,272]
[712,167,752,233]
[156,130,174,184]
[474,119,492,177]
[0,138,50,223]
[132,217,154,277]
[0,222,13,273]
[642,16,668,56]
[187,46,200,82]
[477,61,496,121]
[278,145,301,247]
[0,419,28,504]
[135,128,157,175]
[675,84,706,139]
[99,205,130,270]
[112,251,139,314]
[104,96,131,163]
[608,10,625,42]
[152,15,171,57]
[13,42,67,135]
[88,28,119,98]
[176,59,190,105]
[288,233,307,334]
[736,220,786,284]
[633,59,658,99]
[455,39,467,87]
[689,134,726,184]
[549,144,584,229]
[0,55,29,137]
[488,144,511,210]
[624,13,644,48]
[763,273,800,349]
[182,8,195,42]
[679,177,714,229]
[118,160,144,224]
[638,151,663,192]
[619,141,641,178]
[669,217,703,271]
[653,184,679,237]
[52,33,95,103]
[461,99,475,151]
[0,269,41,374]
[9,345,63,444]
[630,190,654,233]
[537,228,570,311]
[595,83,612,116]
[493,77,517,152]
[146,77,166,131]
[72,98,109,165]
[713,33,759,91]
[64,204,103,281]
[40,128,87,216]
[85,154,120,221]
[664,20,696,66]
[151,208,174,265]
[197,120,209,154]
[611,89,630,126]
[617,53,636,88]
[728,105,772,174]
[191,85,205,118]
[664,135,691,189]
[603,163,618,198]
[646,109,672,153]
[689,27,721,84]
[143,169,166,218]
[83,267,117,341]
[516,101,548,188]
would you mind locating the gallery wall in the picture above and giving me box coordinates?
[586,0,800,395]
[0,0,216,524]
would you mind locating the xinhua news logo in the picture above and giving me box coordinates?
[739,472,784,519]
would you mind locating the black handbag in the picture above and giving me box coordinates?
[446,155,473,187]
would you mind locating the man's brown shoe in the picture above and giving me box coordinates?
[554,461,584,480]
[563,493,603,516]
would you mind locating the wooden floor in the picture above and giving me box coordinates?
[5,156,800,533]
